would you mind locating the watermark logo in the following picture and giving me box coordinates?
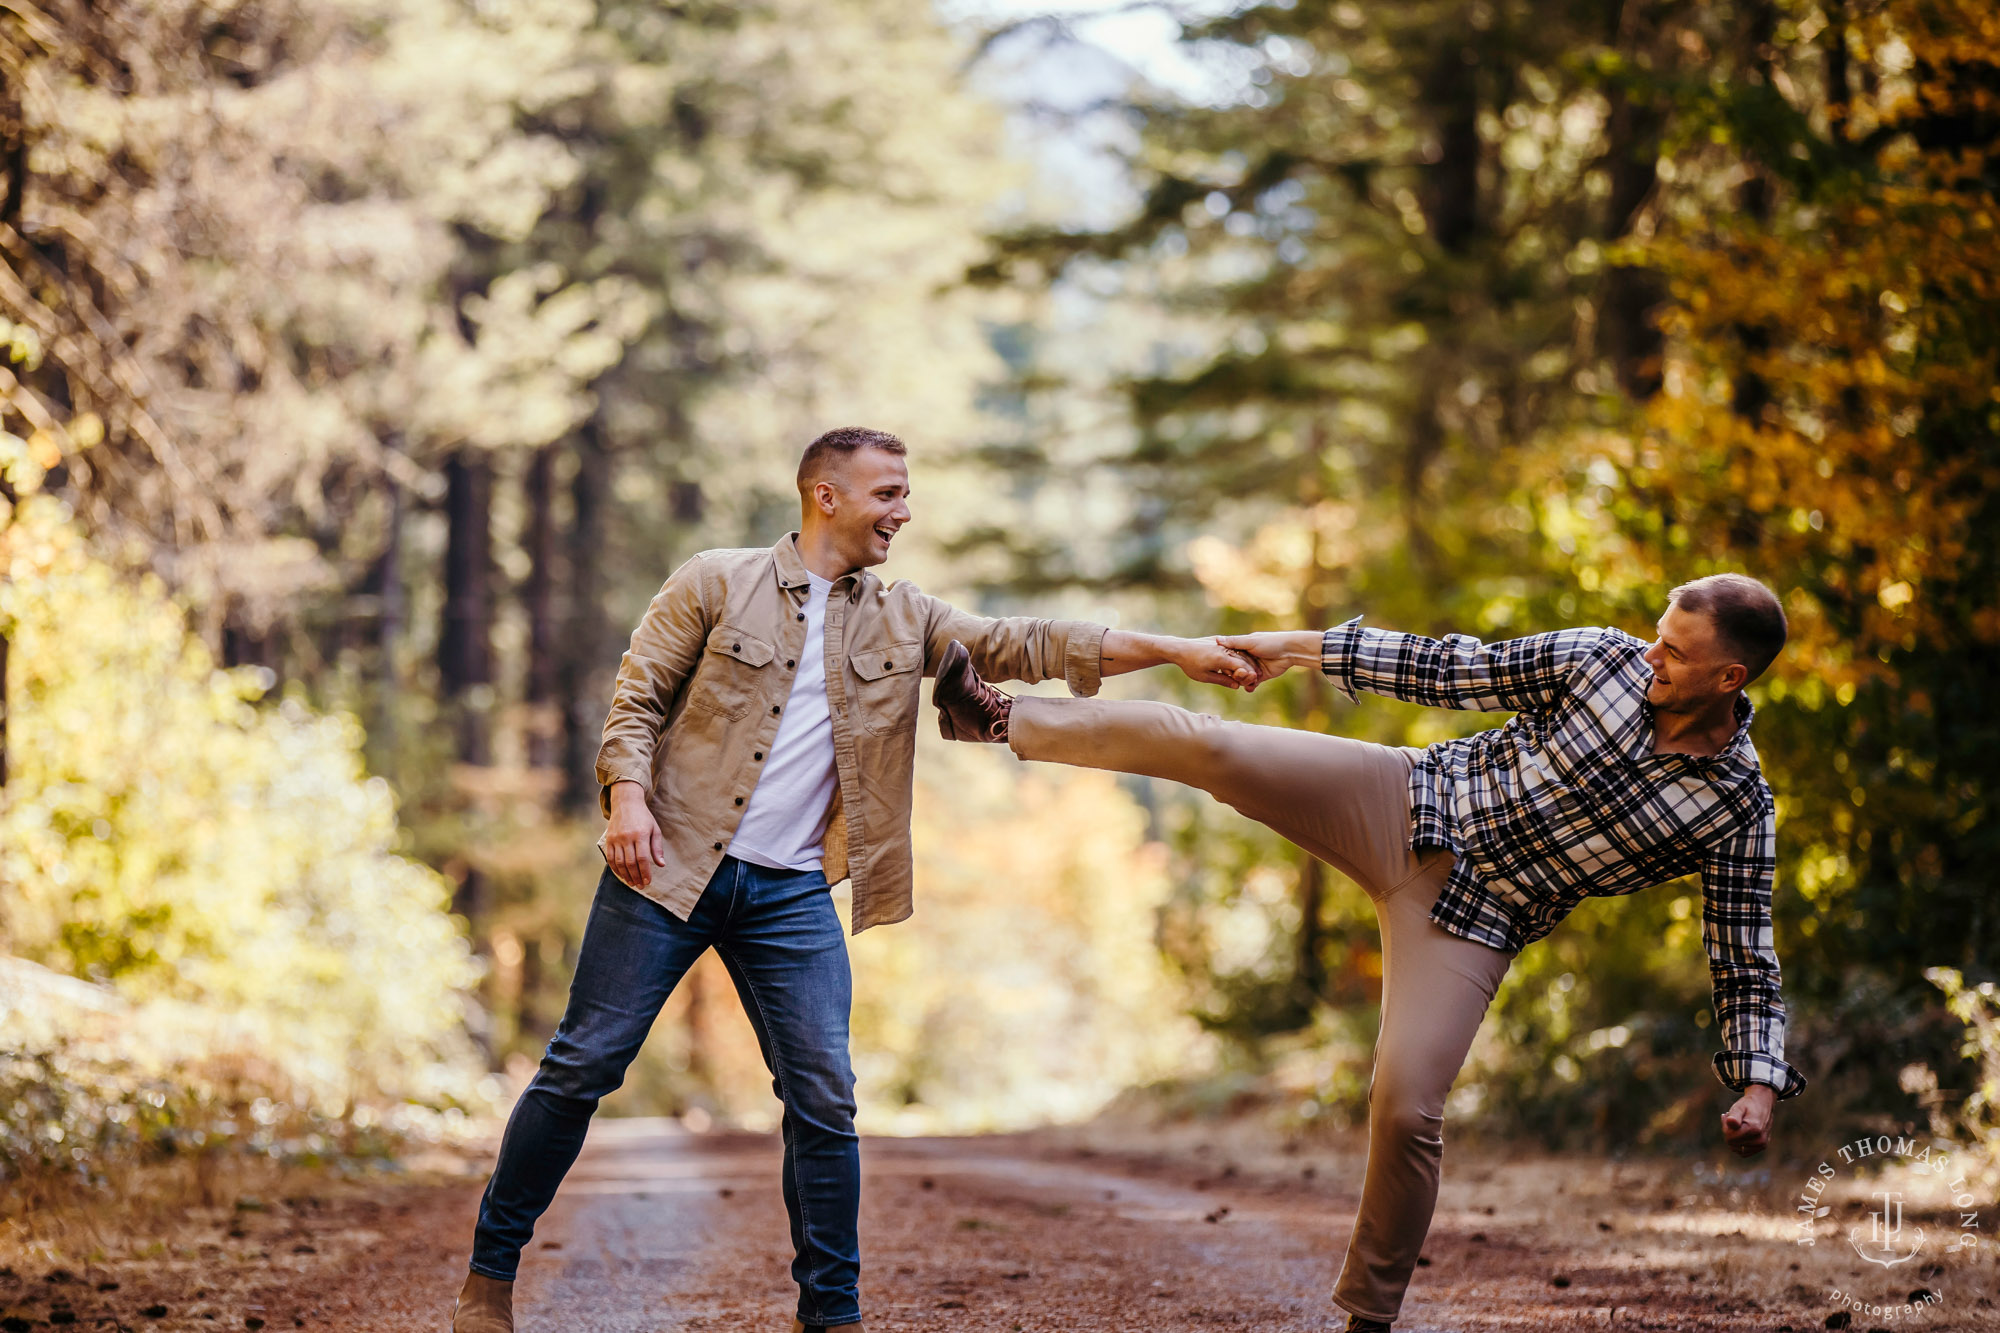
[1794,1135,1982,1322]
[1850,1189,1924,1267]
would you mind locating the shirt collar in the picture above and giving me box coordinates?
[1640,690,1758,766]
[772,531,864,597]
[773,532,813,589]
[1720,691,1757,759]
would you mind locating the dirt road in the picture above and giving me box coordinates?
[4,1120,1993,1331]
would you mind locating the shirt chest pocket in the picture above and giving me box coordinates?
[849,640,923,735]
[687,624,774,719]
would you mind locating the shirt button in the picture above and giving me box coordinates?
[734,796,744,806]
[712,841,723,851]
[787,659,796,668]
[883,659,893,670]
[733,642,741,652]
[754,751,764,760]
[771,705,781,715]
[797,613,805,622]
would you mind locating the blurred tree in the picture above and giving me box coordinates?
[0,0,642,651]
[968,0,1999,1150]
[971,0,1726,1043]
[1557,0,2000,1135]
[2,0,1012,1116]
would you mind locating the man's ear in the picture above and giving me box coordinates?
[811,477,840,517]
[1721,662,1750,694]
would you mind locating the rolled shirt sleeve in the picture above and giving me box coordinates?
[1702,804,1807,1099]
[918,592,1106,697]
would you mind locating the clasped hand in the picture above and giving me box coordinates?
[1190,630,1323,691]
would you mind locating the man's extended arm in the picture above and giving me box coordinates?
[1219,618,1607,711]
[920,597,1255,693]
[1100,629,1260,687]
[1702,804,1806,1158]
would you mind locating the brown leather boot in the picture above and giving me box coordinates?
[452,1271,513,1333]
[790,1321,863,1333]
[932,639,1011,742]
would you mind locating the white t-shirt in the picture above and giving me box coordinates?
[727,572,839,873]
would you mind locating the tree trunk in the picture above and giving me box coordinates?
[0,626,9,789]
[0,54,15,790]
[1823,0,1850,137]
[1730,0,1779,424]
[1297,852,1326,1002]
[1600,1,1667,401]
[525,442,561,769]
[1419,32,1481,255]
[1406,26,1484,587]
[560,416,612,813]
[1294,518,1334,1005]
[1,473,11,788]
[684,960,715,1098]
[221,604,274,674]
[372,465,406,751]
[440,449,495,765]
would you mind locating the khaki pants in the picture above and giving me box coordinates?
[1010,695,1513,1323]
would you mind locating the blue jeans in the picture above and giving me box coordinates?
[469,857,861,1326]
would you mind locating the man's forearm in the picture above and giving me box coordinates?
[1100,630,1211,677]
[1099,630,1173,677]
[1098,629,1265,689]
[1248,629,1324,673]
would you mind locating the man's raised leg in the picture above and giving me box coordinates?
[1006,694,1425,895]
[1004,693,1513,1329]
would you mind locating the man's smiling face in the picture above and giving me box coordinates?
[1642,602,1743,713]
[825,447,912,570]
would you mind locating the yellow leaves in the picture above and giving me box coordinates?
[1187,501,1360,620]
[1619,22,1998,688]
[0,498,483,1108]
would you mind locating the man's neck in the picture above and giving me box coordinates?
[1652,695,1741,758]
[795,526,861,583]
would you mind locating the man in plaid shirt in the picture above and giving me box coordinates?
[930,573,1803,1333]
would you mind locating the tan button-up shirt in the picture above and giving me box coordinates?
[594,533,1108,932]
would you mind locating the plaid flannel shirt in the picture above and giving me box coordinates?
[1321,617,1806,1099]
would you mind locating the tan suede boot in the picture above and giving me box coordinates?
[790,1321,862,1332]
[453,1272,514,1333]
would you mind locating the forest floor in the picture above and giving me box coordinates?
[2,1115,1993,1332]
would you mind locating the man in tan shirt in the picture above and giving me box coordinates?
[452,427,1256,1333]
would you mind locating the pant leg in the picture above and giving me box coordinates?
[469,865,725,1280]
[713,862,861,1328]
[1008,695,1508,1322]
[1332,858,1513,1323]
[1009,694,1425,896]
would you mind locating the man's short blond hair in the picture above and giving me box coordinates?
[797,427,906,498]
